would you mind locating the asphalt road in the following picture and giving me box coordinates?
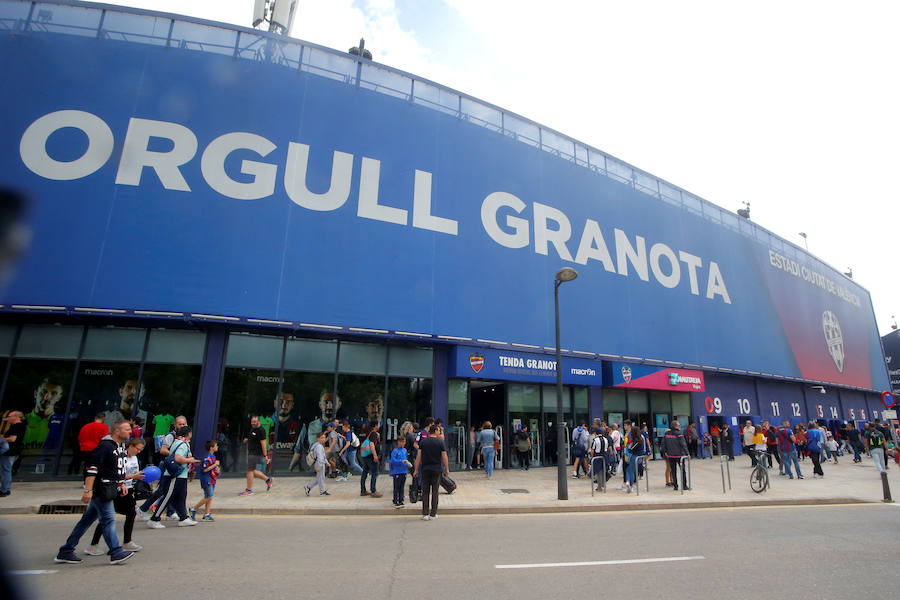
[2,504,899,600]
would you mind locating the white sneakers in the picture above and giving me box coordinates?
[83,545,104,556]
[422,515,431,521]
[147,520,165,529]
[177,518,197,527]
[122,542,142,551]
[165,514,180,521]
[136,508,150,521]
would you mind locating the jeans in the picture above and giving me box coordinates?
[625,457,637,486]
[0,454,15,493]
[392,473,406,504]
[92,490,135,545]
[780,449,801,478]
[421,470,441,517]
[852,443,862,462]
[59,496,120,555]
[482,448,496,477]
[342,449,363,474]
[360,455,378,492]
[871,448,886,473]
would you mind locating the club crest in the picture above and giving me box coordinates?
[621,365,632,383]
[469,353,485,373]
[822,310,844,373]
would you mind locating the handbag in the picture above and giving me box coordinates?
[132,479,152,500]
[95,481,120,502]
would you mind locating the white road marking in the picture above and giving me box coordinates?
[496,555,706,569]
[9,570,58,575]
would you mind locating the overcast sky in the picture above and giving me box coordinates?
[89,0,900,336]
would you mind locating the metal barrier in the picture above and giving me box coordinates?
[455,425,466,467]
[634,455,649,496]
[590,455,608,496]
[677,456,692,495]
[719,453,732,494]
[495,426,503,469]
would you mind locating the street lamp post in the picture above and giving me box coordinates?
[554,267,578,500]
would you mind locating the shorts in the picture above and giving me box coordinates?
[247,454,263,471]
[572,447,586,459]
[201,484,215,499]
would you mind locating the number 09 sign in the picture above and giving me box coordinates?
[705,397,722,414]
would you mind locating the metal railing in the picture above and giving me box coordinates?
[676,457,692,495]
[634,455,649,496]
[0,0,870,295]
[719,452,732,494]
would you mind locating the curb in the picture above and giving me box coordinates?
[2,496,871,517]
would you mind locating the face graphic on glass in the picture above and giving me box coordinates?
[34,381,63,418]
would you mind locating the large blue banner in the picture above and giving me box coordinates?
[0,30,888,391]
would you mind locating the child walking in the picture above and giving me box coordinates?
[191,440,220,522]
[390,435,409,508]
[305,431,331,496]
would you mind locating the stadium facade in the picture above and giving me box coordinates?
[0,0,892,478]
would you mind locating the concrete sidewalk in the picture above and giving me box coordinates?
[1,455,897,516]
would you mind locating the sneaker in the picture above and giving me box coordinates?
[320,491,331,496]
[788,475,794,479]
[369,491,383,498]
[189,508,196,521]
[122,542,142,552]
[797,475,805,479]
[147,520,165,529]
[83,545,104,556]
[360,490,370,496]
[202,514,214,522]
[238,489,253,496]
[626,485,632,493]
[339,475,348,482]
[305,486,310,496]
[177,518,198,527]
[430,514,438,520]
[165,514,180,521]
[266,478,273,491]
[422,515,431,521]
[136,508,150,521]
[393,503,403,509]
[109,550,134,565]
[54,551,83,564]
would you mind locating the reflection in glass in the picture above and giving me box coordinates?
[219,368,281,474]
[509,384,540,468]
[140,363,200,461]
[277,370,334,473]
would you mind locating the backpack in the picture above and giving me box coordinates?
[351,432,360,448]
[361,437,372,457]
[160,440,186,477]
[306,443,318,467]
[869,430,885,448]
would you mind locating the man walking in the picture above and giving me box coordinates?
[662,420,690,491]
[777,419,803,479]
[863,422,888,474]
[742,420,756,466]
[147,426,199,528]
[847,422,863,463]
[240,416,272,496]
[55,420,134,565]
[413,424,449,520]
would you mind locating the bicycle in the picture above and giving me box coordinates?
[749,449,769,493]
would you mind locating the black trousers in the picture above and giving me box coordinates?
[151,477,188,521]
[810,451,824,476]
[421,470,441,517]
[667,457,688,489]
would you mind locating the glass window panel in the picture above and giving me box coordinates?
[0,1,33,24]
[574,387,589,427]
[671,392,691,417]
[16,325,82,359]
[509,384,540,412]
[361,63,411,100]
[412,80,459,116]
[169,21,236,55]
[606,158,632,185]
[503,115,539,147]
[386,377,432,440]
[284,338,337,372]
[0,324,16,356]
[101,11,170,46]
[722,211,739,231]
[303,46,356,82]
[659,181,682,204]
[588,148,607,173]
[140,363,200,465]
[146,330,206,364]
[508,384,540,469]
[650,391,670,414]
[388,346,433,377]
[337,374,386,465]
[272,370,335,473]
[0,358,76,477]
[235,30,268,61]
[225,333,283,368]
[682,192,703,216]
[73,361,142,431]
[448,380,469,468]
[218,367,282,474]
[541,128,572,158]
[603,389,626,414]
[627,390,649,414]
[461,98,502,132]
[338,342,386,375]
[634,171,657,196]
[574,143,588,165]
[31,4,101,37]
[82,327,145,362]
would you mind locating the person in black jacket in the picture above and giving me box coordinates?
[662,421,690,491]
[720,424,735,461]
[55,420,135,565]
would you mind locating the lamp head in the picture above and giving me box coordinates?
[555,267,578,283]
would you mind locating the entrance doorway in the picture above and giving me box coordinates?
[470,381,506,468]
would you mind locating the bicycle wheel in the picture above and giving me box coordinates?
[750,467,768,493]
